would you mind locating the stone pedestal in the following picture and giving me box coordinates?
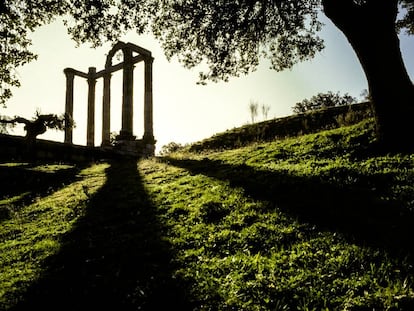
[113,139,143,157]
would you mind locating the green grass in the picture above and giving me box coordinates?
[1,119,414,310]
[0,162,108,309]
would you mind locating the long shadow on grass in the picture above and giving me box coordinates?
[11,160,193,311]
[0,163,87,221]
[163,157,414,259]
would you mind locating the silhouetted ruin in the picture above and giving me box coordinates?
[0,42,156,162]
[64,41,155,157]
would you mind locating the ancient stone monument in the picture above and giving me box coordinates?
[63,41,155,156]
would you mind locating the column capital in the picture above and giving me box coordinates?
[64,68,75,78]
[103,71,112,79]
[145,56,154,64]
[87,67,97,84]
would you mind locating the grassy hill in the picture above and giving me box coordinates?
[1,118,414,310]
[188,101,372,152]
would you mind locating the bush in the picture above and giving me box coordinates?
[159,142,186,156]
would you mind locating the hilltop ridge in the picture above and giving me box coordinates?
[188,101,372,152]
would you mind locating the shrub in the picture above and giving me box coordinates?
[159,142,186,156]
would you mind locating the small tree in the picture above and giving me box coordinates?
[249,100,259,124]
[159,142,185,156]
[292,91,357,114]
[261,104,271,121]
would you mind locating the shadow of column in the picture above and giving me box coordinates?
[0,163,88,222]
[11,160,193,310]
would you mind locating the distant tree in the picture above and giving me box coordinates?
[159,142,185,156]
[261,104,271,121]
[2,0,414,150]
[249,100,259,124]
[292,92,357,114]
[0,111,73,144]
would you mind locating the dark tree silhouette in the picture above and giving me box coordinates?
[322,0,414,151]
[1,0,414,150]
[0,112,72,144]
[292,91,357,114]
[153,0,414,151]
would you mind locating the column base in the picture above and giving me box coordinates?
[116,130,136,141]
[113,139,142,157]
[101,140,112,149]
[111,138,155,157]
[143,132,156,144]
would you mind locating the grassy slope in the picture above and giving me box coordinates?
[188,102,372,152]
[1,119,414,310]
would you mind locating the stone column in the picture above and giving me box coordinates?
[119,48,135,140]
[102,72,111,146]
[87,67,96,147]
[64,68,75,144]
[143,57,155,143]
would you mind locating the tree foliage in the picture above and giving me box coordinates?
[153,0,324,84]
[397,0,414,34]
[1,0,413,100]
[151,0,414,150]
[292,91,357,114]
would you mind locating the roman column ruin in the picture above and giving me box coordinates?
[101,72,111,146]
[63,41,155,156]
[143,57,154,144]
[87,67,96,147]
[64,68,75,144]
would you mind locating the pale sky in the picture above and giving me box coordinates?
[2,14,414,152]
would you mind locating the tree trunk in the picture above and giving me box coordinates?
[322,0,414,151]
